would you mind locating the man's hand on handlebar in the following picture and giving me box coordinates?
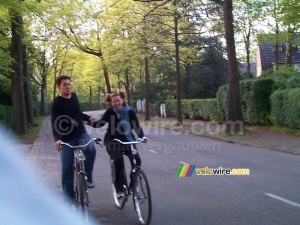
[55,140,62,152]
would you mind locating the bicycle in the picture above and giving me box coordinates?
[61,138,101,222]
[110,138,152,225]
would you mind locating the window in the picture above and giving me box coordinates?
[272,45,283,53]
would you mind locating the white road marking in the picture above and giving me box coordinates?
[265,193,300,207]
[148,150,157,153]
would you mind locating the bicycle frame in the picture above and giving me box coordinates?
[73,148,88,204]
[61,138,101,220]
[110,138,152,224]
[113,138,145,189]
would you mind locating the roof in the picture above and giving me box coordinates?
[259,43,300,71]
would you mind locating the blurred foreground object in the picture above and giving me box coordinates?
[0,126,99,225]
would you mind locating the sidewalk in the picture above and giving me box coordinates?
[138,114,300,154]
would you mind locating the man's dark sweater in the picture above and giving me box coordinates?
[51,93,90,142]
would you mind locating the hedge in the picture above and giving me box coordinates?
[157,99,218,121]
[216,78,274,125]
[270,88,300,129]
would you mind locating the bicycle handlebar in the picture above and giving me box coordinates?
[113,138,146,145]
[61,138,102,149]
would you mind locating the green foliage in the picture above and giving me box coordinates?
[79,102,101,112]
[270,88,300,129]
[286,76,300,88]
[260,66,300,90]
[256,33,287,45]
[215,84,229,122]
[182,42,228,99]
[239,78,274,124]
[0,105,15,129]
[216,78,274,125]
[278,0,300,31]
[161,99,218,121]
[0,75,11,105]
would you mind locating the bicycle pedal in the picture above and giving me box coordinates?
[118,196,127,200]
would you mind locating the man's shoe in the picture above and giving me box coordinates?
[117,191,126,199]
[86,181,95,188]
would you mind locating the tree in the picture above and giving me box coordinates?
[233,0,263,78]
[9,2,28,134]
[23,45,35,122]
[278,0,300,66]
[213,0,244,134]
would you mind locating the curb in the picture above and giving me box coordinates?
[141,122,300,155]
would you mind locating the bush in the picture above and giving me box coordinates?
[261,66,300,90]
[216,85,228,122]
[240,78,273,124]
[216,78,274,125]
[270,88,300,129]
[159,99,218,121]
[0,105,15,129]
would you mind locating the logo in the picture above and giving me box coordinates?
[176,164,196,177]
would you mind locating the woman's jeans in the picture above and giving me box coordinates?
[60,133,96,201]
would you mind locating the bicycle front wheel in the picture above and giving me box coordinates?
[77,172,89,222]
[133,169,152,225]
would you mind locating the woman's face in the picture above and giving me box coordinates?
[111,95,124,110]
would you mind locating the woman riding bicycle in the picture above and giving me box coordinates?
[92,91,148,199]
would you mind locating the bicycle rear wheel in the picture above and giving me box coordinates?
[111,160,126,209]
[133,169,152,225]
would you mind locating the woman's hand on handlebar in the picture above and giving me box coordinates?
[141,137,148,143]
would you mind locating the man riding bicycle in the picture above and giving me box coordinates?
[51,75,96,202]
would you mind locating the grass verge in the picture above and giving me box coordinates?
[265,125,300,136]
[16,116,46,144]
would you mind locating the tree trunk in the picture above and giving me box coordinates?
[99,55,111,93]
[10,13,27,134]
[174,13,182,126]
[273,0,279,70]
[245,38,251,78]
[41,77,46,115]
[184,65,192,99]
[125,68,131,106]
[40,52,47,116]
[223,0,244,135]
[274,23,279,70]
[89,86,92,110]
[144,55,150,121]
[285,28,293,66]
[97,86,101,109]
[23,45,35,123]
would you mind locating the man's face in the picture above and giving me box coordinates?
[57,79,71,96]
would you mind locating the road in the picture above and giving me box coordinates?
[27,114,300,225]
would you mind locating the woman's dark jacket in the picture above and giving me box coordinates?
[92,107,144,144]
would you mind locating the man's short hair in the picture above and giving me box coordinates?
[56,75,71,86]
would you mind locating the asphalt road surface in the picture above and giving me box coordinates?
[27,114,300,225]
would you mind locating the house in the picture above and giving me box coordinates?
[256,36,300,76]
